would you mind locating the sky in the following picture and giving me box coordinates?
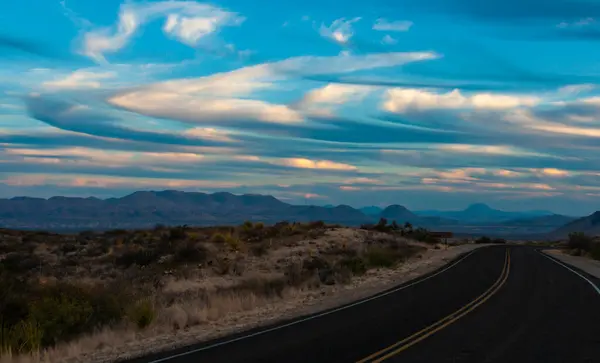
[2,0,600,215]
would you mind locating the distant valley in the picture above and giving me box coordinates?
[0,190,588,238]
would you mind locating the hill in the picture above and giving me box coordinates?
[552,211,600,237]
[414,203,554,223]
[0,191,374,231]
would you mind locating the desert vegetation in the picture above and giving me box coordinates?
[0,220,444,361]
[566,232,600,260]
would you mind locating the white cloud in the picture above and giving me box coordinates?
[558,84,595,95]
[42,70,117,89]
[557,17,594,28]
[318,17,361,44]
[373,18,413,32]
[294,83,376,116]
[81,1,244,62]
[382,34,398,45]
[109,51,437,125]
[276,158,357,171]
[383,88,540,113]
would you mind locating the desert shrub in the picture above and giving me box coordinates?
[224,234,243,251]
[411,227,438,244]
[168,227,187,241]
[568,232,592,251]
[27,284,97,347]
[338,256,367,275]
[128,298,155,329]
[492,238,507,244]
[364,247,397,268]
[173,242,209,264]
[475,236,492,244]
[115,248,159,268]
[250,243,269,256]
[211,232,227,244]
[0,253,41,274]
[590,241,600,261]
[254,222,264,230]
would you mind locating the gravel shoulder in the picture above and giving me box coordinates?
[543,249,600,279]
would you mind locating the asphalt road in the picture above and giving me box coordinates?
[125,246,600,363]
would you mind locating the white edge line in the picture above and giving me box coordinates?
[145,248,480,363]
[537,249,600,295]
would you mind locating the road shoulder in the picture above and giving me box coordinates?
[542,249,600,279]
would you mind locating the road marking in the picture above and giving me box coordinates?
[537,250,600,296]
[358,249,510,363]
[143,248,482,363]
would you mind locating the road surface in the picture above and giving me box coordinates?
[124,246,600,363]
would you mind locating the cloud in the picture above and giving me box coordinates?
[293,83,376,116]
[42,70,117,89]
[318,17,361,44]
[381,35,398,45]
[80,1,244,62]
[383,88,540,113]
[373,19,413,32]
[108,51,438,125]
[276,158,358,171]
[24,96,238,146]
[557,17,595,28]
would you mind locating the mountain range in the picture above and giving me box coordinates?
[0,191,590,237]
[414,203,557,223]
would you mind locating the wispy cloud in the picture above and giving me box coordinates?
[42,70,116,89]
[373,18,413,32]
[80,1,244,62]
[318,17,361,44]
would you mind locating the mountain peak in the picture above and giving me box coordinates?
[465,203,493,212]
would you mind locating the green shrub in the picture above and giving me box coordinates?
[365,247,397,268]
[28,285,94,346]
[128,299,155,329]
[211,232,227,243]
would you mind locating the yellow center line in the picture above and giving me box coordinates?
[357,249,511,363]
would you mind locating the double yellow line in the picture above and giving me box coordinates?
[357,249,511,363]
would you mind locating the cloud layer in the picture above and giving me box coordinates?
[2,0,600,215]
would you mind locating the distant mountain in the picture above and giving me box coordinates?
[359,206,383,216]
[552,211,600,237]
[380,205,418,221]
[414,203,555,223]
[503,214,576,227]
[0,191,374,231]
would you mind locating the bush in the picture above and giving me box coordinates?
[211,232,227,243]
[115,248,159,268]
[568,232,592,251]
[590,242,600,261]
[475,236,492,244]
[128,299,155,329]
[338,257,367,276]
[173,242,209,264]
[365,247,397,268]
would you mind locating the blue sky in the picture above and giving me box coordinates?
[2,0,600,215]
